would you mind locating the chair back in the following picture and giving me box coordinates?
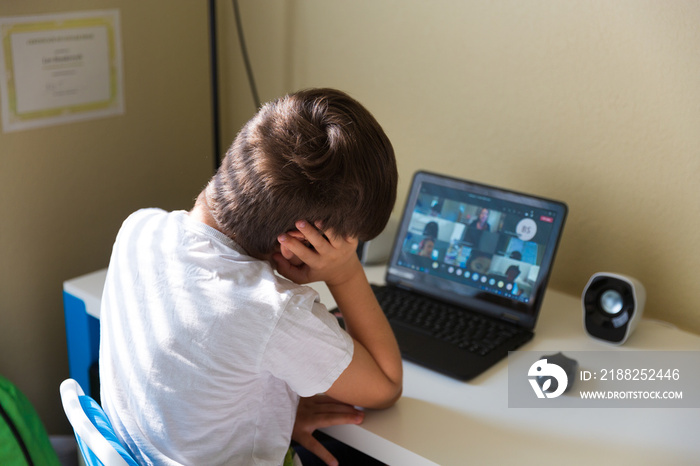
[60,378,138,466]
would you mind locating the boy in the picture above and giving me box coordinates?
[99,88,403,465]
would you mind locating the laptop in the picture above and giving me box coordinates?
[372,171,568,380]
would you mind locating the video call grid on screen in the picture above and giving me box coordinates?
[391,175,566,316]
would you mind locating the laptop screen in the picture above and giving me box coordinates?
[386,171,567,329]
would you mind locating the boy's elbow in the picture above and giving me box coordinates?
[370,360,404,409]
[379,384,403,409]
[326,345,403,409]
[367,379,403,410]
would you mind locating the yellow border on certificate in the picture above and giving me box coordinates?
[1,14,120,124]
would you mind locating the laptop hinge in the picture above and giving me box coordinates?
[501,313,521,324]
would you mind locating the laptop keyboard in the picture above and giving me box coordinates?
[372,285,523,357]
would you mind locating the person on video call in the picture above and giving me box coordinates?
[418,237,435,257]
[463,207,491,245]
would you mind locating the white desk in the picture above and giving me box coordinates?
[314,266,700,466]
[64,267,700,465]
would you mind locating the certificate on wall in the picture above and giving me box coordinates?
[0,10,124,132]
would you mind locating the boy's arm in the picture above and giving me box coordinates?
[325,268,403,408]
[275,221,403,409]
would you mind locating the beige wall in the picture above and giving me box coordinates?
[220,0,700,335]
[0,2,213,433]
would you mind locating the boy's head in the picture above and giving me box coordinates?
[206,88,398,258]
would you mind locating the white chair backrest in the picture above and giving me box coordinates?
[59,378,131,466]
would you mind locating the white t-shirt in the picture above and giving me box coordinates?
[99,209,354,465]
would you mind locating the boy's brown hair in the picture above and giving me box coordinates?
[206,88,398,258]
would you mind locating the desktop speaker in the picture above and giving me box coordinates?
[582,272,646,345]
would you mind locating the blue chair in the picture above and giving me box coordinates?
[60,378,139,466]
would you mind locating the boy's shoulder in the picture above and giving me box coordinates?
[127,207,168,219]
[119,207,169,229]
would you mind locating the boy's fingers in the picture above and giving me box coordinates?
[272,253,310,284]
[310,223,356,251]
[278,232,318,265]
[315,410,365,428]
[279,243,303,266]
[312,222,348,248]
[286,230,306,241]
[295,220,331,252]
[290,220,348,251]
[279,243,295,260]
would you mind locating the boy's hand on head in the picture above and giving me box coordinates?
[274,220,362,286]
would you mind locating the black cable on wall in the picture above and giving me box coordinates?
[209,0,262,169]
[208,0,222,170]
[233,0,261,110]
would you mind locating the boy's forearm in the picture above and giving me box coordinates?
[328,265,403,390]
